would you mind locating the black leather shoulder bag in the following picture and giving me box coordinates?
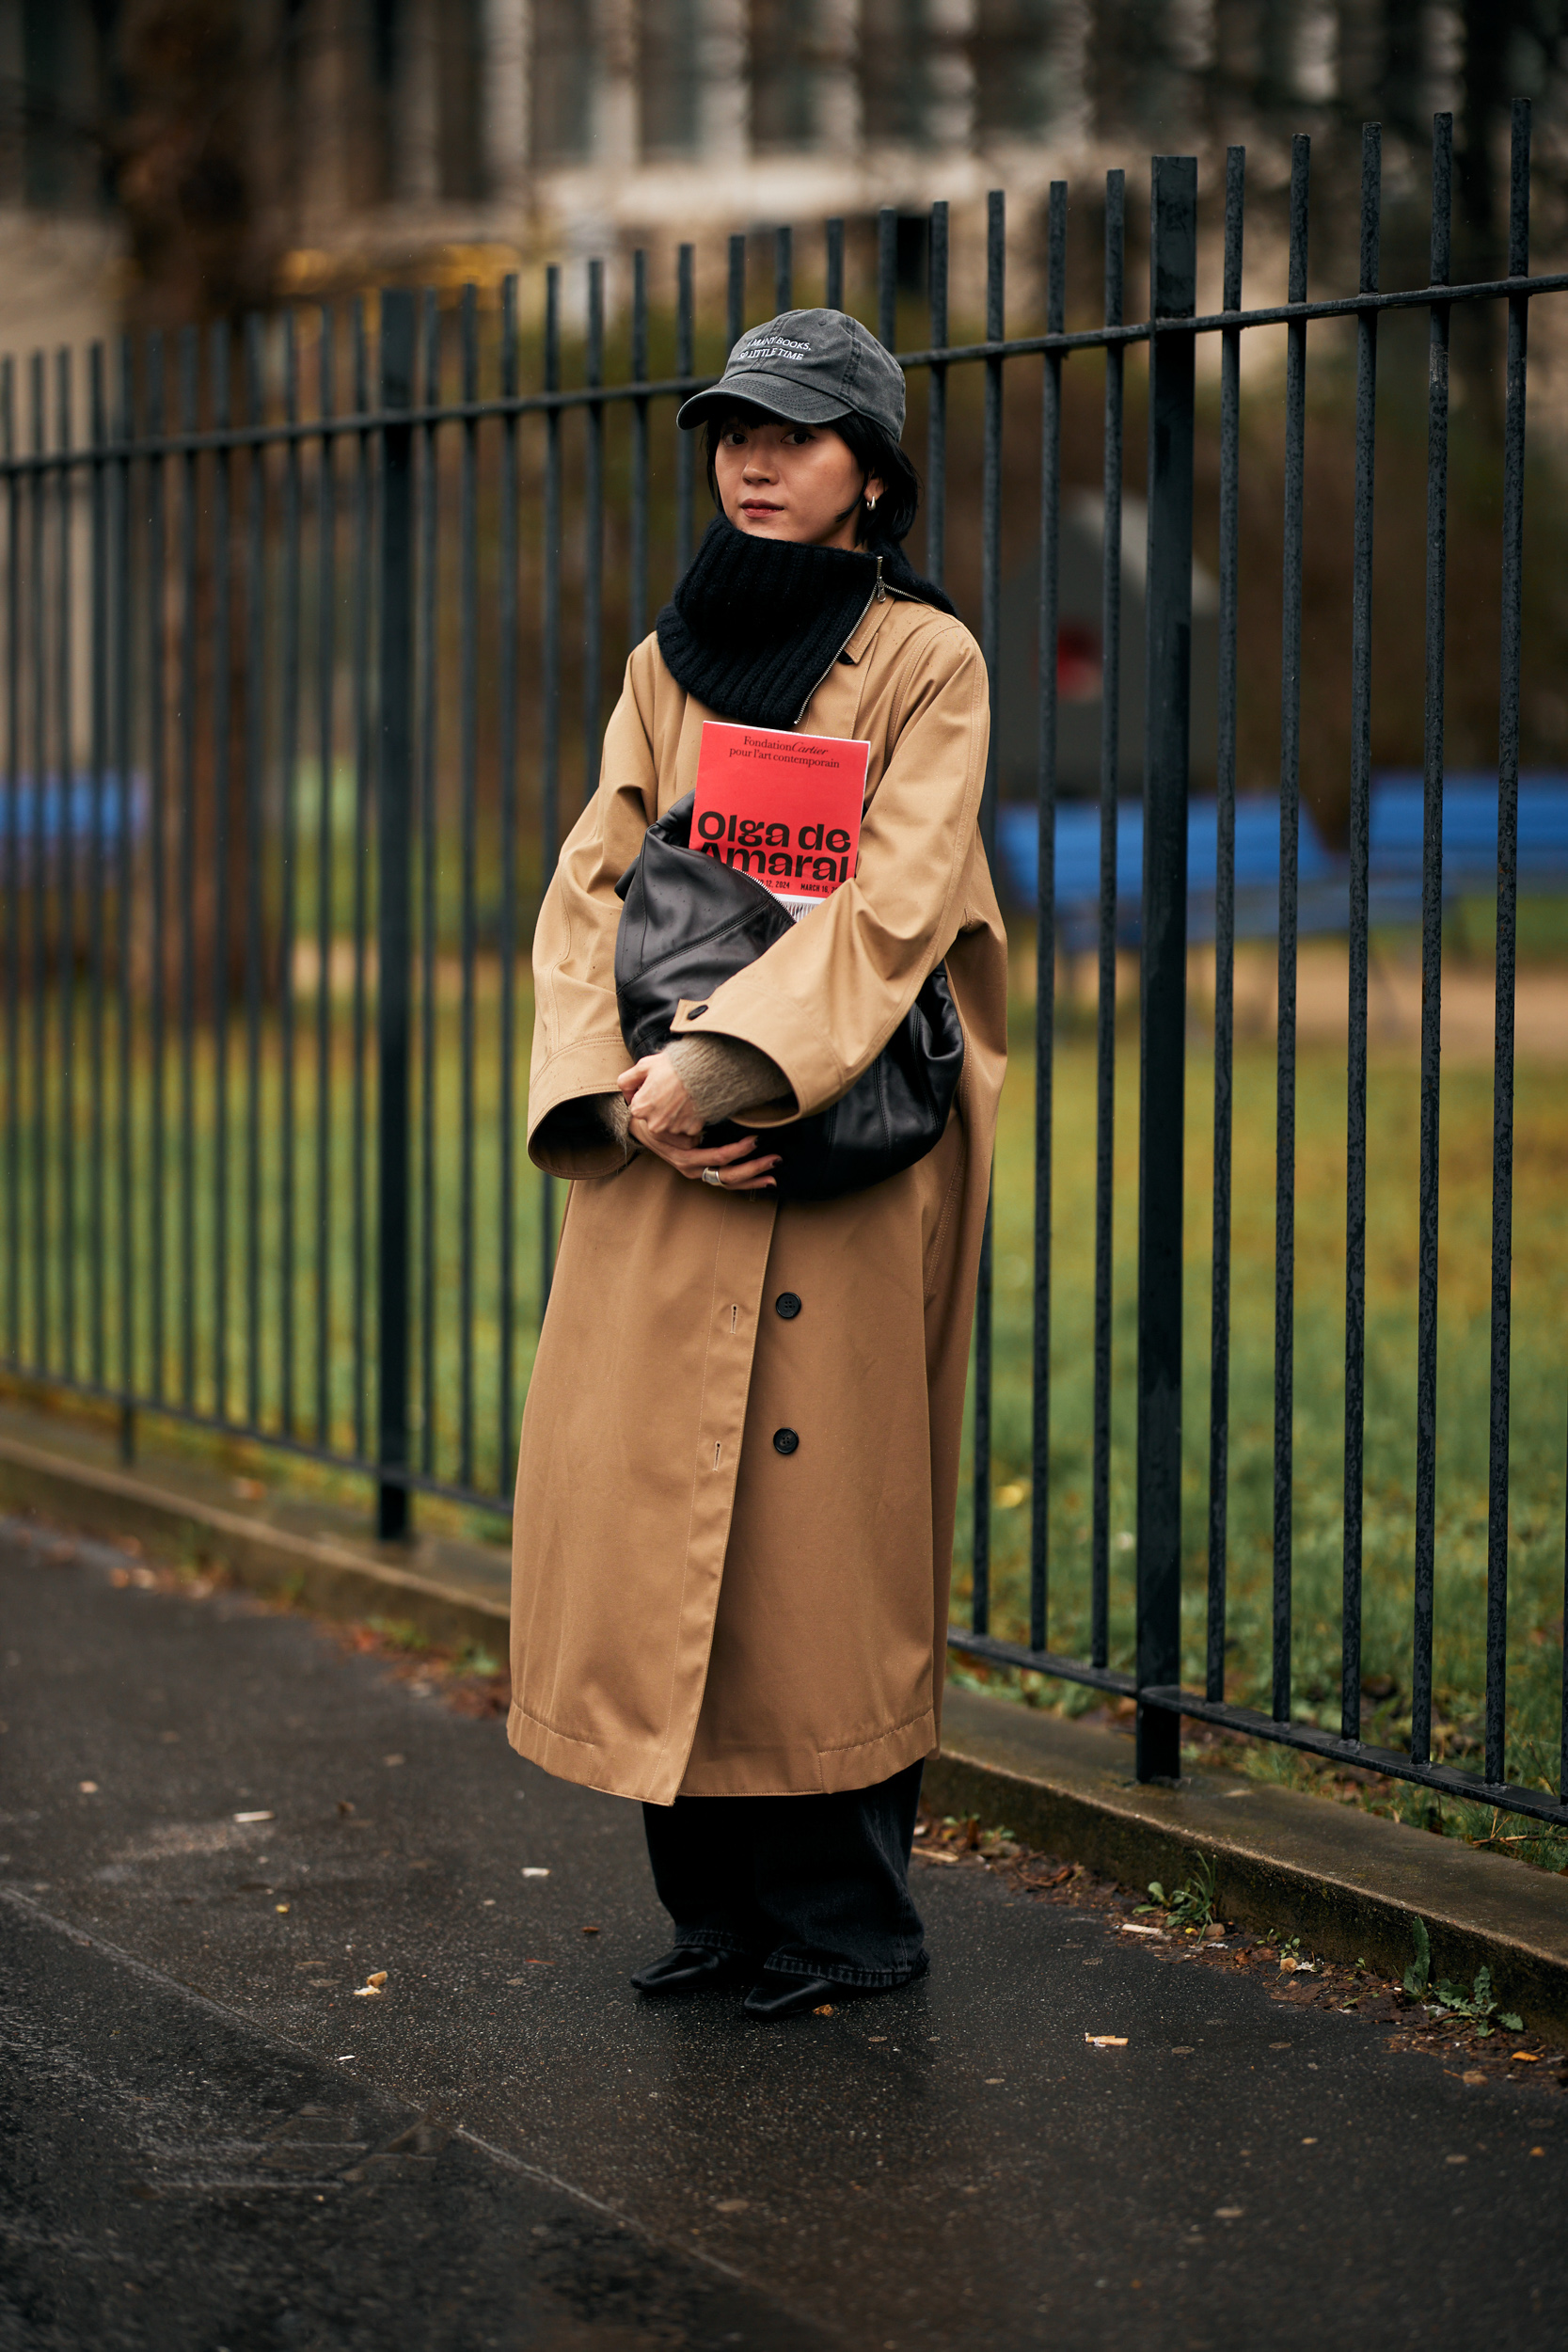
[613,791,964,1203]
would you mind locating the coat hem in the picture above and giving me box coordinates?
[507,1697,938,1805]
[674,1708,938,1799]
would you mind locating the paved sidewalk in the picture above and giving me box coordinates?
[2,1521,1564,2351]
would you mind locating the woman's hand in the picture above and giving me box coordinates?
[617,1051,701,1140]
[621,1049,779,1190]
[626,1120,781,1192]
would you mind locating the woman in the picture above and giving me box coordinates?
[509,307,1006,2020]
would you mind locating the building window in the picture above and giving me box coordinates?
[750,0,816,151]
[972,0,1057,143]
[531,0,594,166]
[640,0,702,158]
[860,0,931,149]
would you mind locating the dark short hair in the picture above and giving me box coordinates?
[704,402,921,545]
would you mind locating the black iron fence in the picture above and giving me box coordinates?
[2,107,1566,1830]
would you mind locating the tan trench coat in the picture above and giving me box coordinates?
[507,588,1007,1804]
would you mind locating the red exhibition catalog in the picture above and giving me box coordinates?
[691,721,869,924]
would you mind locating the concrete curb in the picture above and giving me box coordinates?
[5,1406,1568,2039]
[929,1689,1568,2040]
[0,1428,511,1657]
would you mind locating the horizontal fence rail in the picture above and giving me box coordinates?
[2,106,1566,1831]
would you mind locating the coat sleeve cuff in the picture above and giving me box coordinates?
[527,1034,638,1177]
[667,985,843,1126]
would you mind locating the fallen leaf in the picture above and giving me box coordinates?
[367,1970,388,1987]
[337,1800,356,1816]
[521,1867,550,1879]
[1461,2069,1486,2086]
[813,2003,835,2016]
[1513,2051,1542,2063]
[1119,1922,1163,1937]
[1085,2034,1128,2048]
[78,1781,99,1794]
[581,1924,601,1935]
[915,1850,959,1866]
[234,1810,275,1823]
[1531,2146,1545,2156]
[275,1903,291,1915]
[1214,2206,1243,2219]
[713,2198,749,2213]
[353,1985,385,1999]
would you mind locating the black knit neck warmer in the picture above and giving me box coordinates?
[655,516,957,731]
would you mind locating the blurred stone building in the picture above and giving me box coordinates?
[0,2,1560,332]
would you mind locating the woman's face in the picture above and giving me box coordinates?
[714,415,885,552]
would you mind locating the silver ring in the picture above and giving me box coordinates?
[701,1167,726,1189]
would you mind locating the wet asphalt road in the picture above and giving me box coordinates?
[2,1518,1566,2352]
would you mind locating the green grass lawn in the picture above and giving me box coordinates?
[4,961,1565,1851]
[959,987,1568,1862]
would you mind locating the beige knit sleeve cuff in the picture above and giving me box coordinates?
[669,1034,796,1126]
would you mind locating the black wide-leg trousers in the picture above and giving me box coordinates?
[641,1759,927,1989]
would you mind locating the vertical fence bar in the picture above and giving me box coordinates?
[583,259,604,813]
[727,235,745,352]
[145,336,166,1392]
[1341,124,1381,1740]
[674,246,695,578]
[926,203,947,590]
[279,314,301,1437]
[774,225,792,316]
[825,218,845,315]
[1205,155,1244,1705]
[458,283,480,1492]
[1091,170,1125,1673]
[28,354,47,1373]
[55,349,75,1382]
[113,338,135,1452]
[177,328,198,1411]
[87,351,107,1391]
[418,291,438,1481]
[878,208,897,351]
[539,268,562,1311]
[1272,135,1309,1724]
[376,289,416,1538]
[350,306,371,1456]
[1134,155,1196,1782]
[1486,100,1530,1788]
[1411,116,1453,1771]
[211,325,231,1422]
[972,187,1005,1637]
[1031,183,1066,1655]
[314,310,336,1448]
[2,363,16,1370]
[498,272,520,1488]
[243,317,265,1431]
[146,337,166,1405]
[629,251,650,646]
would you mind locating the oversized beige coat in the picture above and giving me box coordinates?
[507,588,1007,1804]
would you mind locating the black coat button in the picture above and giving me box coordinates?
[772,1428,800,1456]
[775,1292,801,1319]
[688,1003,708,1018]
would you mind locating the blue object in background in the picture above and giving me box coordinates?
[0,775,142,880]
[995,772,1568,944]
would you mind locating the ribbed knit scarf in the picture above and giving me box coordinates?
[655,516,956,731]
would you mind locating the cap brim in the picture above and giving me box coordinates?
[675,371,849,432]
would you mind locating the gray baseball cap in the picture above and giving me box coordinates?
[676,309,906,439]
